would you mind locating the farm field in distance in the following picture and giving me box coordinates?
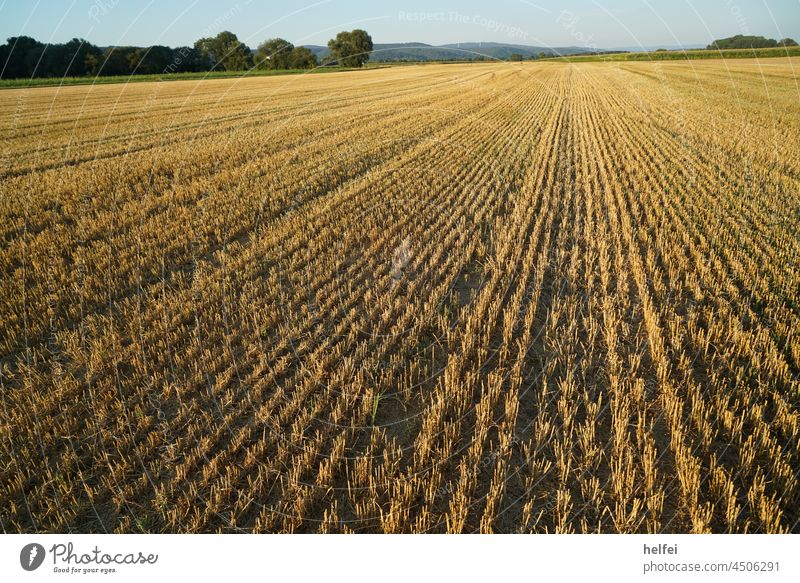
[0,58,798,534]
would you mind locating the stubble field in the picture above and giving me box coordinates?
[1,59,798,533]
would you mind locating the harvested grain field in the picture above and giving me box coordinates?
[1,59,798,533]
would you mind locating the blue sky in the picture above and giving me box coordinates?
[0,0,798,49]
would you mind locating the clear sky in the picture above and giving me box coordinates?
[0,0,798,49]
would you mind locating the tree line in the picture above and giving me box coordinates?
[707,34,797,50]
[0,29,373,79]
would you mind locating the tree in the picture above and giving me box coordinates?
[0,36,104,79]
[165,47,208,73]
[129,45,175,74]
[778,38,798,47]
[37,38,102,77]
[255,38,294,69]
[194,31,251,71]
[0,36,43,78]
[509,53,523,61]
[320,55,338,67]
[707,35,779,50]
[288,47,317,69]
[327,29,373,67]
[100,46,138,76]
[84,52,101,76]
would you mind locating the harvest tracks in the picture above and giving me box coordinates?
[0,60,798,533]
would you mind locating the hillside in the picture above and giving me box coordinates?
[303,42,592,62]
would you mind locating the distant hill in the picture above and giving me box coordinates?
[607,44,706,52]
[303,42,595,62]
